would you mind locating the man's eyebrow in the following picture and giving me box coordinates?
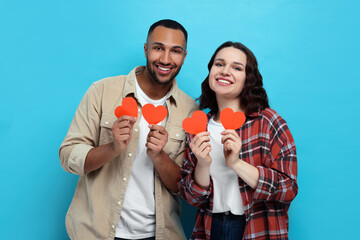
[152,42,184,50]
[152,42,164,46]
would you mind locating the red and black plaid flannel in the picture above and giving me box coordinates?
[178,108,298,240]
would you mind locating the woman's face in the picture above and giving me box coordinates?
[209,47,247,99]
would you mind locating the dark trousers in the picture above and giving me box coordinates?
[210,212,246,240]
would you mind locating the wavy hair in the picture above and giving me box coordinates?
[198,41,269,115]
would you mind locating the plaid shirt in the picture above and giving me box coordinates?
[178,108,298,240]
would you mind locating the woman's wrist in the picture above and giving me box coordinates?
[228,157,243,172]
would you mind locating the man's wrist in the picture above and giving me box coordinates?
[111,141,123,156]
[149,149,165,162]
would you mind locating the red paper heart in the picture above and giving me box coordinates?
[220,108,246,130]
[142,104,168,124]
[182,110,208,135]
[114,97,138,118]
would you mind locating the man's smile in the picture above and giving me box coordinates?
[155,64,174,75]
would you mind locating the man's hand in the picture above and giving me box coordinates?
[112,115,137,155]
[84,115,137,173]
[146,125,168,160]
[221,129,242,169]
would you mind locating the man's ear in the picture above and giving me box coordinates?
[144,43,148,57]
[182,50,188,65]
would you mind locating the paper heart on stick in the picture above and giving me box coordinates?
[220,108,246,130]
[114,97,138,118]
[142,104,168,124]
[182,110,208,135]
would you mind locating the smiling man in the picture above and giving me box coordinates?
[59,19,197,240]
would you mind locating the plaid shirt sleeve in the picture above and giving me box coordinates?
[253,109,298,203]
[178,134,213,209]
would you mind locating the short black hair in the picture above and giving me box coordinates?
[147,19,188,44]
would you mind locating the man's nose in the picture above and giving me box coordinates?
[159,50,171,65]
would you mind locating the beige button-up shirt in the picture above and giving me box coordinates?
[59,66,198,240]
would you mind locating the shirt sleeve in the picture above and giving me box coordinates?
[172,104,199,168]
[178,134,212,209]
[253,112,298,203]
[59,83,102,175]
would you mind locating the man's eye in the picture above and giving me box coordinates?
[154,47,162,50]
[172,49,181,54]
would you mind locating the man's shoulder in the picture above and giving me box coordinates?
[92,74,127,89]
[176,88,198,111]
[91,66,139,90]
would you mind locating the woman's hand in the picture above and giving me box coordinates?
[221,129,242,170]
[189,131,212,167]
[190,132,212,189]
[222,129,260,189]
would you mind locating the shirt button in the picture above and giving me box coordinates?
[134,128,138,132]
[112,225,115,229]
[138,109,141,112]
[176,133,180,137]
[224,211,229,215]
[123,177,127,182]
[117,201,122,205]
[105,121,109,125]
[128,153,133,157]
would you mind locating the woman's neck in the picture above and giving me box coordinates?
[213,96,243,123]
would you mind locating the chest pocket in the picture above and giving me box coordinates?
[163,126,186,160]
[99,114,117,145]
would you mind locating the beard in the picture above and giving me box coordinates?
[146,60,181,85]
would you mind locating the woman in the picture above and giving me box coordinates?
[178,41,298,240]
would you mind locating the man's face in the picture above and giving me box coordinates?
[145,26,187,85]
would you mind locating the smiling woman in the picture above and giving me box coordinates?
[209,46,247,101]
[178,41,298,240]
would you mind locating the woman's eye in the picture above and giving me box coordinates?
[215,63,223,67]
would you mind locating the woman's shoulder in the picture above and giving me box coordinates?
[258,108,288,129]
[260,108,280,119]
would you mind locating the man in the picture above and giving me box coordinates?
[59,19,197,240]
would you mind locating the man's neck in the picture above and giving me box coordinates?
[136,69,173,100]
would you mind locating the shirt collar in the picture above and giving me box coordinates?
[248,111,260,118]
[205,109,261,121]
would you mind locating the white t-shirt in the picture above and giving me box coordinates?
[115,78,168,239]
[208,116,245,215]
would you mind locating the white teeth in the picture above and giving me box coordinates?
[218,79,231,84]
[158,66,170,71]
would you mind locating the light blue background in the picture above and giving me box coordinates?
[1,0,359,239]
